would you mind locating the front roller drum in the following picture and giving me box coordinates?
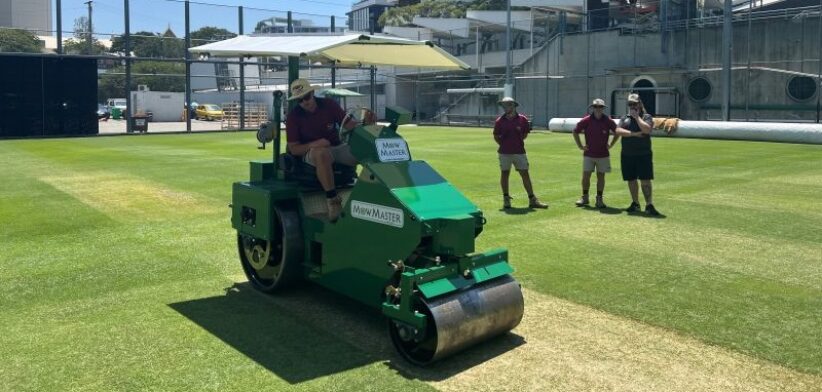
[237,205,303,293]
[389,274,524,365]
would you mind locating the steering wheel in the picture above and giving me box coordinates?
[339,107,376,143]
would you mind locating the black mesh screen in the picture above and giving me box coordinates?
[0,56,98,138]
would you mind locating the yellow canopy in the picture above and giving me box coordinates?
[189,34,470,70]
[322,43,466,69]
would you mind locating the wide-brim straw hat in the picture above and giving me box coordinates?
[288,78,318,101]
[498,96,519,107]
[590,98,607,108]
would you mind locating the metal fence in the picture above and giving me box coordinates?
[413,1,822,126]
[0,0,354,135]
[3,0,822,136]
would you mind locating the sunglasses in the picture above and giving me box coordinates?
[628,103,639,107]
[592,105,604,109]
[298,92,314,103]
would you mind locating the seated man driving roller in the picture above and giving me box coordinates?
[285,78,374,222]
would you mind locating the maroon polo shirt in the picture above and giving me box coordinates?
[286,97,347,146]
[574,114,617,158]
[493,112,531,154]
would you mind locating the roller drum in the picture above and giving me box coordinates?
[391,274,524,365]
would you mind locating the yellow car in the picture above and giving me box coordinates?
[196,104,223,121]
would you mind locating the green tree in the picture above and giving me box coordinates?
[379,0,517,27]
[65,16,111,55]
[109,30,184,58]
[190,26,236,46]
[99,61,186,101]
[0,28,43,53]
[73,16,92,40]
[63,38,108,55]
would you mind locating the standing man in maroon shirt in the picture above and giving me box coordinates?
[285,79,373,222]
[493,97,548,210]
[573,98,619,208]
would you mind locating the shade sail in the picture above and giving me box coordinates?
[188,34,470,70]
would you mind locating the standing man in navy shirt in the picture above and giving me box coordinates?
[493,97,548,210]
[573,98,619,208]
[615,93,661,216]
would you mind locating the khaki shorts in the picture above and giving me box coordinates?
[304,144,357,167]
[499,154,529,171]
[583,156,611,173]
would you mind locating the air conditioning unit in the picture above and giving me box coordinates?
[137,85,150,91]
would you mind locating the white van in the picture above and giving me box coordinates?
[106,98,127,110]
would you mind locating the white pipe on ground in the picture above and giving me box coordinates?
[547,118,822,145]
[446,88,505,94]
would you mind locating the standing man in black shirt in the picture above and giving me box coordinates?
[615,93,661,216]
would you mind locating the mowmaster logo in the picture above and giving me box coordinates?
[350,200,404,228]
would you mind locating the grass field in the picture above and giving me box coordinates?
[1,127,820,391]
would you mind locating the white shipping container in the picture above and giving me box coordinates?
[130,91,185,122]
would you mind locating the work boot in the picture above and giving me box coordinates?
[529,196,548,209]
[503,195,513,209]
[645,204,661,217]
[327,196,343,222]
[595,196,607,209]
[625,201,641,213]
[575,195,589,207]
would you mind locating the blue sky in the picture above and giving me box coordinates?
[57,0,354,38]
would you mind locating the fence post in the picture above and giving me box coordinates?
[124,0,132,134]
[239,6,245,131]
[56,0,63,54]
[185,0,191,132]
[331,16,336,88]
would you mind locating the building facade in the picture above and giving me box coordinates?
[0,0,52,35]
[347,0,398,33]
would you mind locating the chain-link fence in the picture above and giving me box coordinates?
[404,1,822,127]
[2,0,822,137]
[0,0,353,136]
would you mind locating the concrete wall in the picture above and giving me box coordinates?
[444,16,822,125]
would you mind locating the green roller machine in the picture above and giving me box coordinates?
[191,34,524,365]
[235,97,523,365]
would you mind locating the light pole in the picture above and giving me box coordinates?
[505,0,514,99]
[85,1,93,54]
[721,0,732,121]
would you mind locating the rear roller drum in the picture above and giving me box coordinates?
[238,205,303,293]
[389,274,524,365]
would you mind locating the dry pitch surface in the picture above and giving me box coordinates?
[246,283,821,392]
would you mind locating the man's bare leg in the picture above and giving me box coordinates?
[519,170,535,196]
[582,171,592,195]
[628,180,639,203]
[577,171,592,206]
[595,172,607,207]
[311,147,336,191]
[640,179,653,205]
[519,170,547,208]
[500,170,511,195]
[311,147,342,221]
[501,170,511,208]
